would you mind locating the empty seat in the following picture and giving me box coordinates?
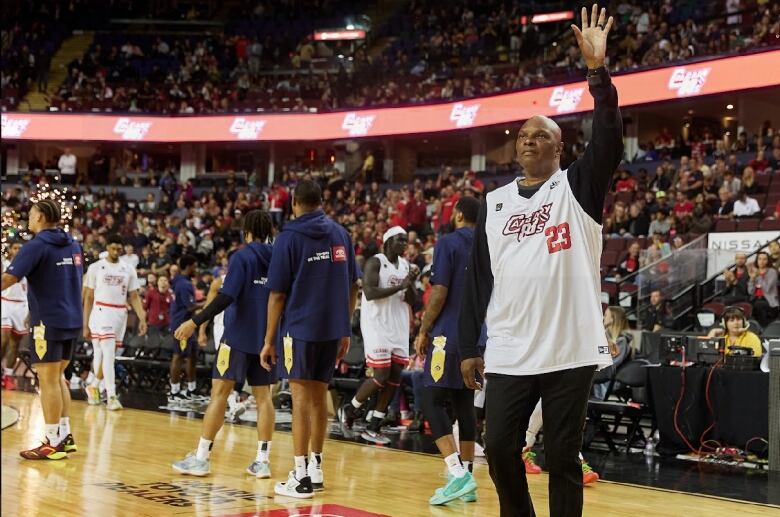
[601,250,619,267]
[737,219,760,231]
[605,239,626,252]
[703,302,725,317]
[714,220,737,232]
[761,218,780,230]
[734,302,753,319]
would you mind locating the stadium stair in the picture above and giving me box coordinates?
[20,31,94,112]
[366,0,410,59]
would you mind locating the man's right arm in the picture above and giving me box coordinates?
[458,200,494,359]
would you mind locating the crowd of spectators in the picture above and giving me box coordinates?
[600,120,779,278]
[4,0,777,114]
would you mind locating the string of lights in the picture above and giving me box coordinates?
[2,178,80,259]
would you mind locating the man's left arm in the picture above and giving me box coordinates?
[569,5,623,223]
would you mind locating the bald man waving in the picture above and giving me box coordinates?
[458,5,623,517]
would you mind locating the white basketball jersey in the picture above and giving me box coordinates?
[1,258,27,305]
[483,169,613,375]
[84,259,139,307]
[213,274,226,344]
[360,253,411,348]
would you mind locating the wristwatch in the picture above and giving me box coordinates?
[586,66,607,86]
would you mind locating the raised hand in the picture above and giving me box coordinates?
[571,4,614,70]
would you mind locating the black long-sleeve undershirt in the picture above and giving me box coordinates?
[458,67,624,361]
[191,292,233,326]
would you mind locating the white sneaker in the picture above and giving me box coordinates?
[246,460,271,478]
[308,465,324,492]
[274,471,314,499]
[107,396,123,411]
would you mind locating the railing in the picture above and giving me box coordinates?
[617,234,708,327]
[698,236,780,307]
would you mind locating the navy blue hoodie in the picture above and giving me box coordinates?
[220,241,273,354]
[7,228,83,339]
[267,209,360,341]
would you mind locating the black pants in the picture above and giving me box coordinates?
[420,386,476,441]
[484,366,596,517]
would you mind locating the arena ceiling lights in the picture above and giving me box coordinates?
[2,50,779,143]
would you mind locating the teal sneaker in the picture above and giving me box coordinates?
[172,452,210,476]
[429,471,477,505]
[246,460,271,478]
[438,473,478,502]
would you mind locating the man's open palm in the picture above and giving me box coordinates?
[571,4,614,70]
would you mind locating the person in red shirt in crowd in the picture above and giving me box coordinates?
[465,171,484,194]
[614,170,636,192]
[672,191,694,217]
[144,275,174,336]
[404,190,428,234]
[268,183,289,228]
[438,186,461,234]
[655,127,675,150]
[747,149,770,173]
[616,241,641,280]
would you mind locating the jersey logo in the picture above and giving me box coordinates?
[502,203,552,241]
[73,253,82,266]
[598,345,610,355]
[332,246,347,262]
[495,203,503,212]
[550,180,559,190]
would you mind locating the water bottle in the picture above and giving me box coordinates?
[644,431,657,456]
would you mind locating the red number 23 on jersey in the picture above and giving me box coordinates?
[545,222,571,254]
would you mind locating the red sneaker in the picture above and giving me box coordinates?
[522,450,542,474]
[20,440,67,460]
[3,375,18,391]
[582,460,599,485]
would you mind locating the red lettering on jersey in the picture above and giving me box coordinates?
[502,203,553,241]
[332,246,347,262]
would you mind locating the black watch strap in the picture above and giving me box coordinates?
[587,66,607,86]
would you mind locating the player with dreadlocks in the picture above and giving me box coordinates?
[171,209,277,478]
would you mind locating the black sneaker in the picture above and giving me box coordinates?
[360,417,390,444]
[339,403,364,430]
[274,471,314,499]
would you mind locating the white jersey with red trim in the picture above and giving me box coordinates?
[84,258,139,308]
[1,258,28,306]
[360,253,411,350]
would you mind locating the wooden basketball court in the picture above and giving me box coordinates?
[1,391,775,517]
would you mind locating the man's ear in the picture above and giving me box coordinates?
[557,141,565,157]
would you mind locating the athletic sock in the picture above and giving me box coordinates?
[444,452,466,478]
[59,417,70,437]
[196,437,212,461]
[187,381,196,392]
[463,460,473,473]
[170,382,181,394]
[350,397,363,409]
[3,367,13,376]
[578,451,584,461]
[256,441,271,463]
[309,451,322,469]
[45,424,61,447]
[373,411,386,420]
[294,455,307,480]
